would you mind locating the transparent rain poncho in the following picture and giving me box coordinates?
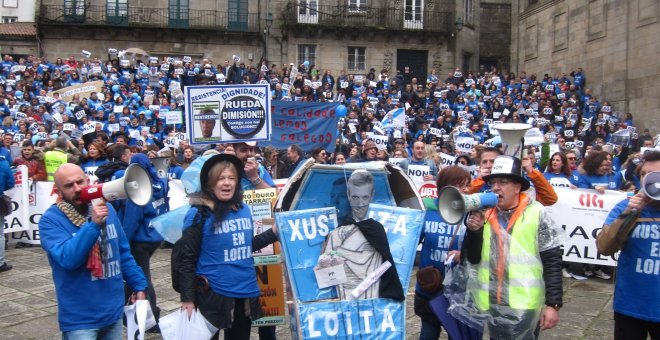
[444,201,565,340]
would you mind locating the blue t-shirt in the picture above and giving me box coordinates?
[577,172,622,190]
[184,205,260,298]
[603,200,660,322]
[543,172,574,188]
[39,203,147,332]
[416,198,461,297]
[80,158,108,179]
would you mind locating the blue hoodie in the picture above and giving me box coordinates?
[39,203,147,332]
[121,154,167,243]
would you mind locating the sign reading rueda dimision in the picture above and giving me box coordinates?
[184,84,271,144]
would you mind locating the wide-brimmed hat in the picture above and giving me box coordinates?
[483,155,530,191]
[363,139,377,152]
[200,153,244,189]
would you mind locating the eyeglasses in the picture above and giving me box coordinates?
[488,178,514,187]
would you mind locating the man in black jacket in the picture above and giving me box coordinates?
[463,155,563,339]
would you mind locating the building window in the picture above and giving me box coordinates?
[228,0,248,31]
[106,0,128,25]
[298,44,316,68]
[348,0,367,13]
[64,0,85,16]
[2,0,18,8]
[404,0,423,29]
[168,0,189,28]
[2,16,17,23]
[348,47,366,71]
[297,0,318,24]
[464,0,473,24]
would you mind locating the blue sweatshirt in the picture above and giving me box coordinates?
[0,158,15,192]
[39,203,147,332]
[543,172,575,188]
[183,204,260,298]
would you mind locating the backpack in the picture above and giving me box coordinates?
[171,206,209,293]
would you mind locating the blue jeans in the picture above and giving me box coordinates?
[420,319,442,340]
[62,319,123,340]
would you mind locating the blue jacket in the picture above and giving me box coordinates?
[0,157,15,193]
[39,203,147,332]
[121,179,167,243]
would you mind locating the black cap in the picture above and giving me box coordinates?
[199,154,245,190]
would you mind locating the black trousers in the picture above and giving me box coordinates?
[614,312,660,340]
[127,241,161,320]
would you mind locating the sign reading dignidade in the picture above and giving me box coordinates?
[184,84,271,144]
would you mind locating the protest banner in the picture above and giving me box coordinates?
[440,152,457,168]
[243,188,286,326]
[8,180,58,245]
[407,164,431,189]
[371,135,389,150]
[278,204,423,339]
[455,136,475,154]
[3,166,29,234]
[264,101,341,153]
[47,80,104,103]
[546,187,627,266]
[184,84,271,144]
[388,157,404,168]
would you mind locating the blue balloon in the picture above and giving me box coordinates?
[112,85,119,93]
[132,92,139,99]
[194,67,200,74]
[141,67,148,74]
[15,91,23,98]
[303,60,310,68]
[336,105,347,117]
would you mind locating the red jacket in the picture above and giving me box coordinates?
[13,157,47,181]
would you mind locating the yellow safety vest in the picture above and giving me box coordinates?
[44,150,68,181]
[473,201,544,310]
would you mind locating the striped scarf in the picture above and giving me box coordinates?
[57,201,107,278]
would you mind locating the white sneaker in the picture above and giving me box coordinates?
[594,269,611,280]
[562,268,572,278]
[584,269,594,277]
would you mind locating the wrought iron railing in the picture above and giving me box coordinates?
[283,2,453,33]
[39,4,260,32]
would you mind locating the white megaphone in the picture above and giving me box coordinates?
[437,186,499,224]
[491,123,532,159]
[80,164,153,206]
[640,171,660,201]
[151,157,171,179]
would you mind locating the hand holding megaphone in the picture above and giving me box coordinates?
[90,198,108,225]
[466,211,485,231]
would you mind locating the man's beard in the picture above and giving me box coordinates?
[64,196,88,216]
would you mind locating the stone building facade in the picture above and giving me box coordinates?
[34,0,486,80]
[510,0,660,131]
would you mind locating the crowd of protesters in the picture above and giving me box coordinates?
[0,51,658,339]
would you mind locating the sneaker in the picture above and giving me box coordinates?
[0,262,12,272]
[584,269,593,277]
[594,269,611,280]
[562,268,572,278]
